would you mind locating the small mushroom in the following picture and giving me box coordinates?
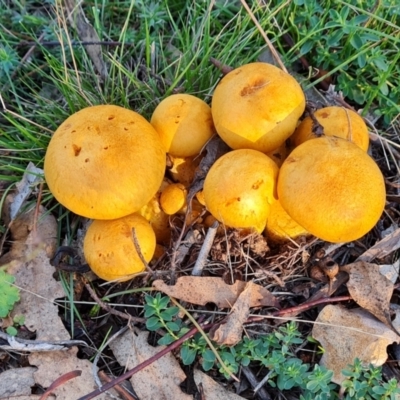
[160,183,187,215]
[203,149,278,233]
[150,94,214,157]
[83,213,156,282]
[265,198,309,243]
[290,106,370,151]
[44,105,166,219]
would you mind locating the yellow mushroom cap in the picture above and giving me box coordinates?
[83,213,156,282]
[160,183,187,215]
[290,106,369,151]
[203,149,279,233]
[265,198,309,243]
[168,155,202,187]
[150,94,214,157]
[211,62,305,153]
[277,136,386,243]
[44,105,166,219]
[138,194,171,245]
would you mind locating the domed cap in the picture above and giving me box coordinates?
[44,105,166,219]
[83,213,156,281]
[278,136,386,243]
[211,62,305,153]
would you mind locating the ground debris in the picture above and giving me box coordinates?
[153,276,280,309]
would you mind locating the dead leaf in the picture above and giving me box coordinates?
[357,226,400,262]
[341,261,394,331]
[110,328,245,400]
[29,347,115,400]
[64,0,107,79]
[109,328,192,400]
[153,276,280,309]
[2,163,43,225]
[193,370,244,400]
[0,367,37,398]
[211,281,254,346]
[312,305,399,384]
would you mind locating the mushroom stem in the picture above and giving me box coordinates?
[192,221,219,276]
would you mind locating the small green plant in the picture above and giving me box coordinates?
[0,269,20,318]
[144,294,400,399]
[6,315,25,336]
[341,358,400,399]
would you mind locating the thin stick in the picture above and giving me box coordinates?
[170,297,240,382]
[240,0,288,73]
[98,371,138,400]
[192,221,219,276]
[84,282,145,323]
[77,324,202,400]
[131,228,153,273]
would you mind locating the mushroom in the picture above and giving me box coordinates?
[150,94,214,157]
[168,154,202,187]
[211,62,305,153]
[83,213,156,281]
[44,105,166,219]
[203,149,278,233]
[277,136,386,243]
[290,106,369,151]
[160,183,187,215]
[265,198,309,243]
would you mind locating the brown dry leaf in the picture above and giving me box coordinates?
[0,206,65,341]
[0,206,114,399]
[64,0,107,79]
[1,397,44,400]
[29,347,114,400]
[153,276,280,309]
[312,305,400,384]
[341,261,394,330]
[110,328,245,400]
[0,367,37,398]
[357,226,400,262]
[193,370,244,400]
[109,328,192,400]
[211,281,254,346]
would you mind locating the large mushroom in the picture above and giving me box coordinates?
[278,136,386,243]
[211,62,305,153]
[44,105,166,219]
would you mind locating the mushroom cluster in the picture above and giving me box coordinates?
[44,62,386,281]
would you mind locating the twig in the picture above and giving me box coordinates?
[39,370,82,400]
[192,221,219,276]
[0,331,87,352]
[84,282,145,323]
[18,40,128,47]
[92,326,131,400]
[77,324,204,400]
[240,0,287,73]
[98,371,138,400]
[241,366,272,400]
[131,228,153,273]
[209,57,233,75]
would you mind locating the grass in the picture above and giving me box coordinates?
[1,0,400,398]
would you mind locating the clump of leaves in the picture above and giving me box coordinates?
[0,269,20,318]
[341,358,400,399]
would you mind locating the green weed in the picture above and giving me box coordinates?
[144,293,400,399]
